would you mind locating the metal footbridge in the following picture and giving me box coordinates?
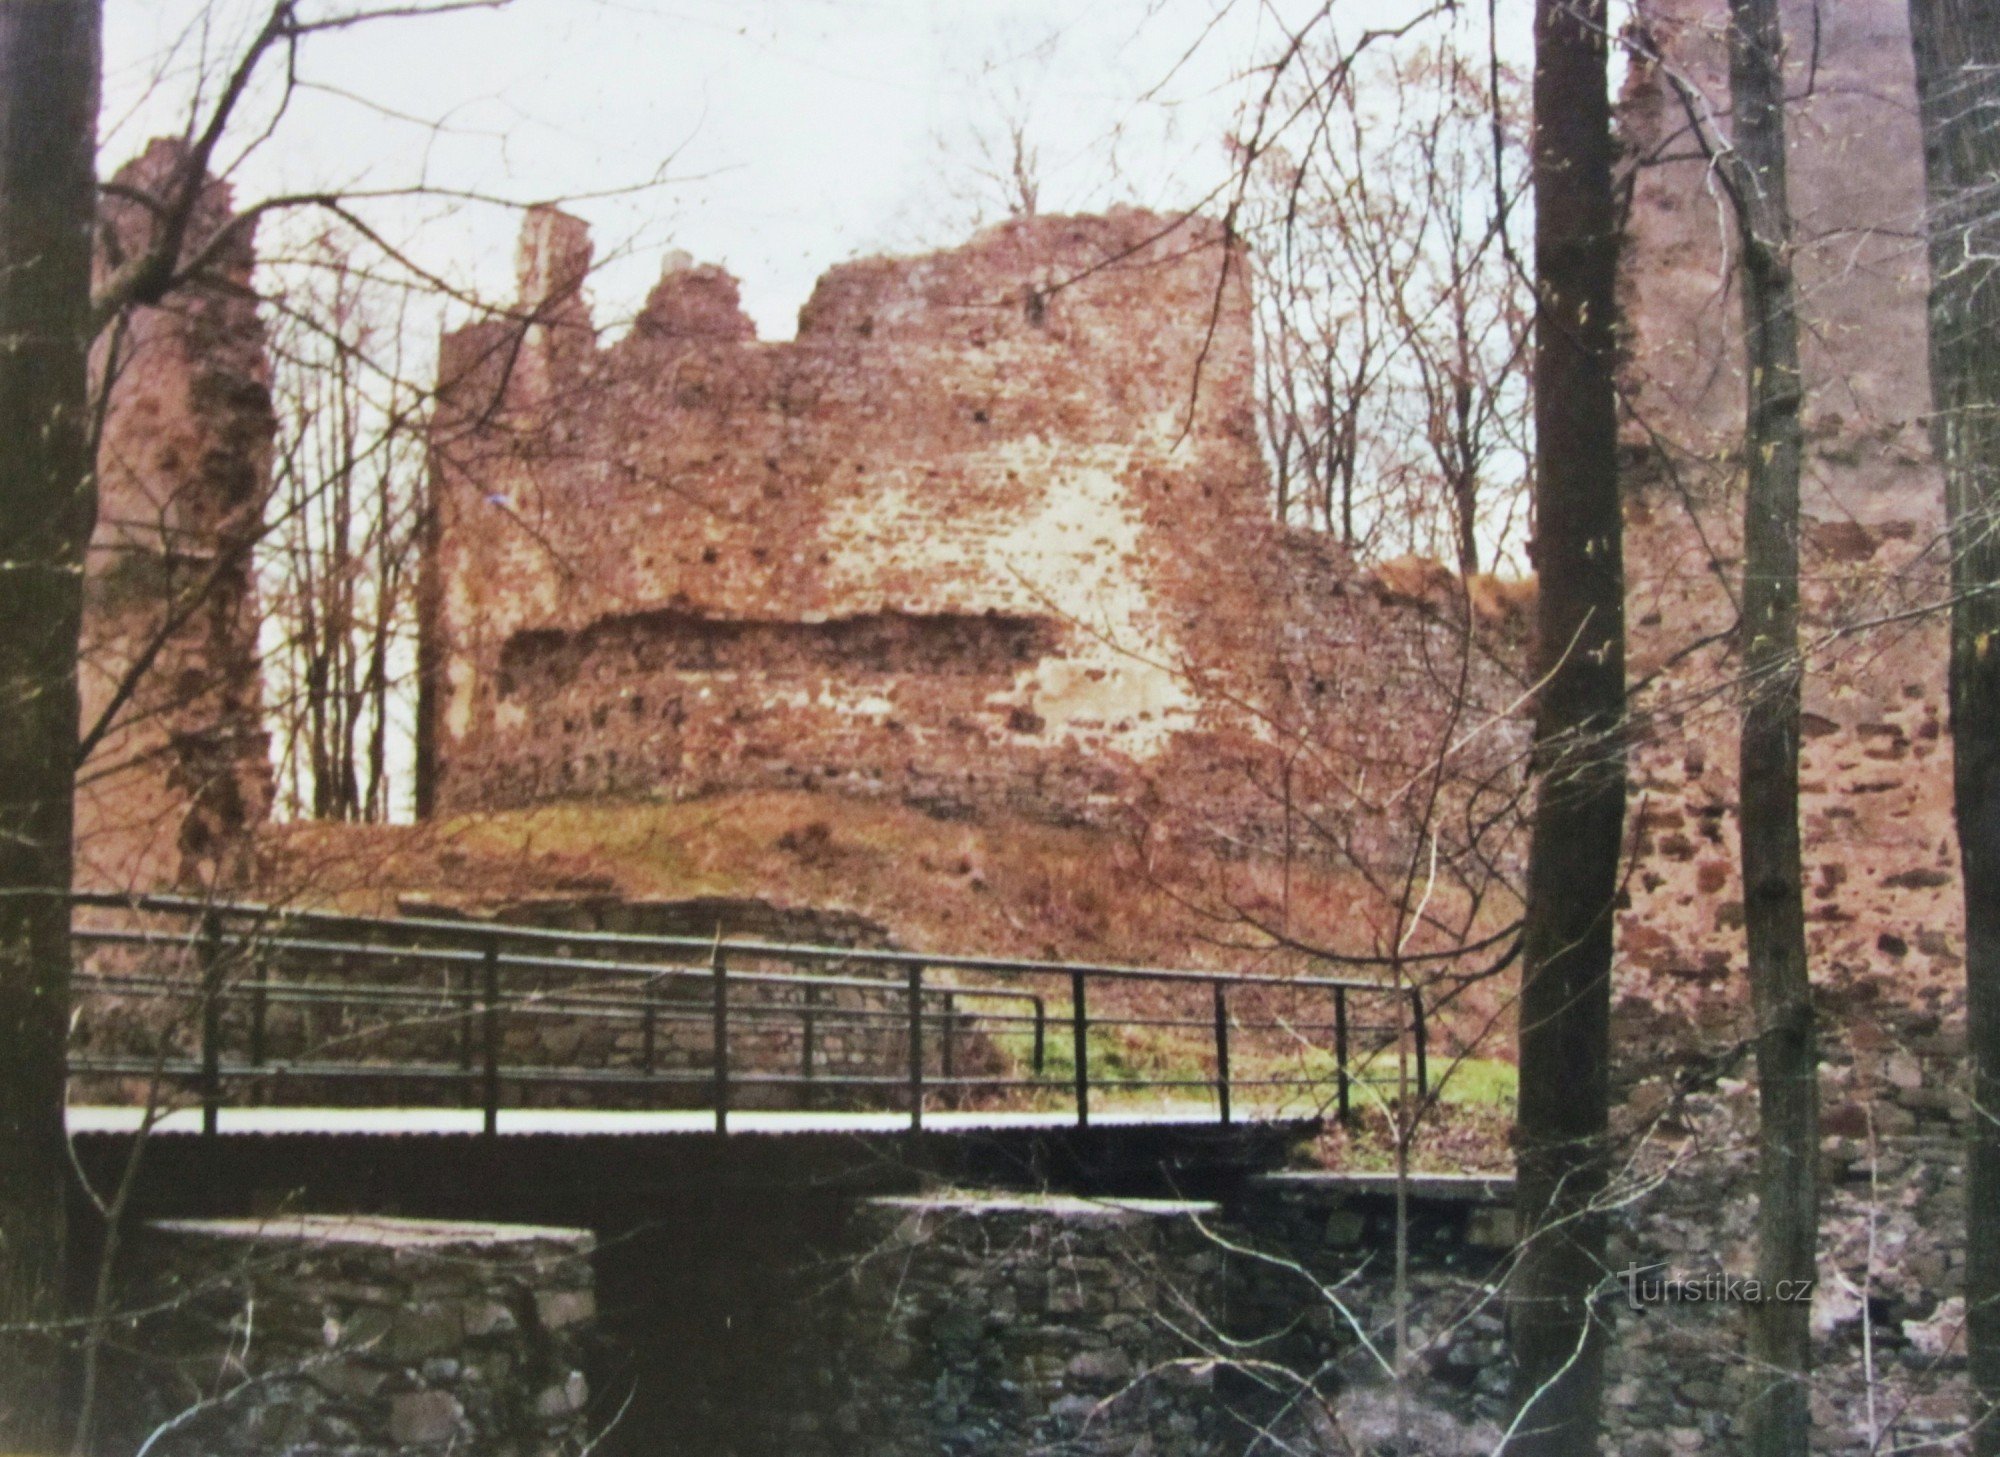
[63,892,1432,1218]
[69,892,1427,1137]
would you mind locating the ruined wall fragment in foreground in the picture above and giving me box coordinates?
[80,139,275,890]
[1616,0,1957,1059]
[1610,6,1969,1444]
[419,209,1516,845]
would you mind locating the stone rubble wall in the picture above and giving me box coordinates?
[89,1147,1964,1457]
[804,1195,1236,1457]
[1613,0,1959,1064]
[780,1143,1966,1456]
[81,138,275,893]
[103,1216,596,1457]
[418,208,1522,862]
[1603,1014,1972,1454]
[774,1185,1518,1457]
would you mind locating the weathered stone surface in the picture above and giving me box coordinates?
[105,1216,596,1457]
[79,137,274,892]
[389,1389,465,1445]
[418,208,1517,860]
[1605,15,1970,1444]
[534,1287,596,1330]
[806,1193,1238,1455]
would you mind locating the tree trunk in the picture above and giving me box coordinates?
[0,1,101,1445]
[1725,3,1817,1453]
[1507,0,1624,1451]
[1907,4,2000,1450]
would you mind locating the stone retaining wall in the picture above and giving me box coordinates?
[773,1185,1517,1457]
[1603,1017,1971,1454]
[805,1194,1237,1456]
[103,1216,596,1457]
[771,1136,1966,1455]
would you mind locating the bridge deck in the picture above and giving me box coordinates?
[67,1104,1261,1139]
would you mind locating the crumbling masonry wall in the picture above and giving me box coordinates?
[1615,0,1958,1070]
[80,139,274,890]
[418,210,1512,843]
[1608,2,1970,1442]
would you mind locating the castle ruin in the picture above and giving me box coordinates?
[416,206,1496,840]
[79,139,275,891]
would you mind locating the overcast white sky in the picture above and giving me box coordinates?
[100,0,1537,340]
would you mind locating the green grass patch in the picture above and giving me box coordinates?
[1431,1055,1515,1107]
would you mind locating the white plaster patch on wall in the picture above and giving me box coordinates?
[815,473,986,610]
[813,437,1196,757]
[442,566,482,742]
[984,442,1194,756]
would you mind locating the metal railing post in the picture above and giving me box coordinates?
[712,944,730,1135]
[482,939,501,1137]
[907,965,924,1132]
[458,962,477,1108]
[1410,986,1429,1100]
[800,983,819,1110]
[1334,985,1352,1126]
[1070,970,1089,1129]
[198,911,224,1137]
[940,991,956,1105]
[641,974,658,1078]
[1212,981,1232,1127]
[248,949,268,1076]
[1032,996,1046,1076]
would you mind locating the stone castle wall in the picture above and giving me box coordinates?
[80,139,274,891]
[1613,0,1960,1062]
[417,209,1514,847]
[1604,3,1973,1446]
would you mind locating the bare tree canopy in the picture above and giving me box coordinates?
[1244,36,1533,572]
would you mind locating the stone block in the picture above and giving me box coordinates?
[534,1370,590,1419]
[390,1389,466,1446]
[1065,1346,1134,1383]
[310,1361,388,1400]
[534,1286,597,1330]
[388,1303,464,1360]
[460,1296,519,1337]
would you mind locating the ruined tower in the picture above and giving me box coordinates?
[1612,0,1958,1045]
[417,208,1280,823]
[79,139,275,890]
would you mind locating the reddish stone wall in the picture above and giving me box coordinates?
[1613,0,1966,1096]
[79,140,274,890]
[418,208,1506,843]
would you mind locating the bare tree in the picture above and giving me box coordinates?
[1714,2,1818,1450]
[1506,0,1625,1452]
[0,3,103,1441]
[264,229,430,823]
[1907,2,2000,1449]
[1246,40,1533,571]
[930,38,1056,233]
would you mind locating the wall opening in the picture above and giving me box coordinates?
[496,608,1062,699]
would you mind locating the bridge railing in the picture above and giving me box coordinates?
[69,892,1428,1136]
